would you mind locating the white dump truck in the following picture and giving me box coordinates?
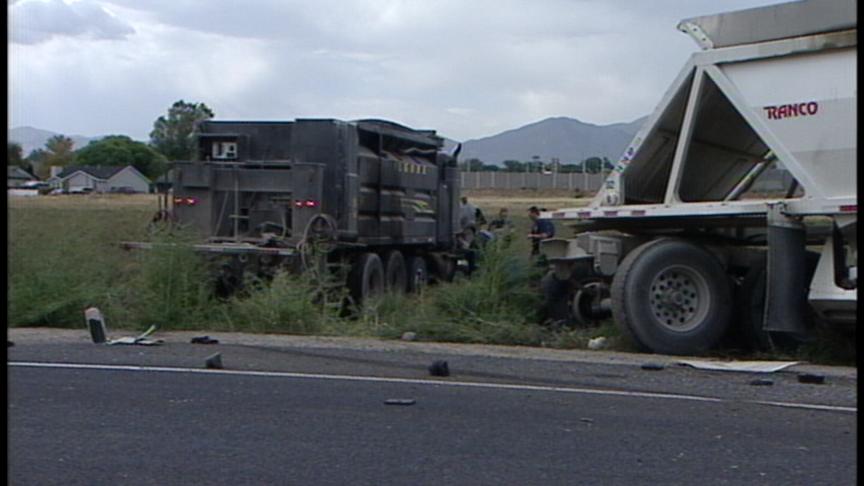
[540,0,856,355]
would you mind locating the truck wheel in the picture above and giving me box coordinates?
[611,239,732,355]
[541,271,572,325]
[406,256,429,293]
[429,254,456,283]
[349,253,385,304]
[383,250,407,293]
[571,281,610,327]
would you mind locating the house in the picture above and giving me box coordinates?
[7,166,37,188]
[48,165,151,193]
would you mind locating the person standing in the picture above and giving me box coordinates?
[527,206,555,256]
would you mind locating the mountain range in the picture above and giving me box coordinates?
[8,126,102,156]
[9,115,648,166]
[457,116,647,166]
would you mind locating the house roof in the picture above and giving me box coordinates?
[8,166,36,180]
[55,165,128,180]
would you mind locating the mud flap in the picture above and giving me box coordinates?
[763,204,808,334]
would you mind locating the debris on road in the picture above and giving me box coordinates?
[84,307,107,344]
[641,363,665,371]
[401,332,417,342]
[587,337,607,350]
[678,360,799,373]
[384,398,416,406]
[8,341,14,347]
[797,373,826,385]
[428,360,450,377]
[106,325,163,346]
[579,417,594,424]
[191,336,220,345]
[205,352,224,369]
[749,378,774,386]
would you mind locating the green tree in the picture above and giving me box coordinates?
[44,135,76,169]
[149,100,214,161]
[583,156,603,174]
[74,135,168,178]
[503,160,525,173]
[461,158,485,171]
[8,142,24,166]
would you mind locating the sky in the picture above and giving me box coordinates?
[8,0,788,142]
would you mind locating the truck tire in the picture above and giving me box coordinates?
[611,239,732,355]
[541,271,572,325]
[349,253,385,304]
[429,254,456,283]
[406,255,429,293]
[383,250,407,293]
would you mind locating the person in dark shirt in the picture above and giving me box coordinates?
[528,206,555,256]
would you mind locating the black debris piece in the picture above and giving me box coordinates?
[641,363,665,371]
[428,360,450,377]
[749,378,774,386]
[205,353,224,369]
[8,341,14,347]
[191,336,220,345]
[384,399,416,406]
[85,307,107,344]
[797,373,826,385]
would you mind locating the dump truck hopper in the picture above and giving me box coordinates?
[541,0,856,355]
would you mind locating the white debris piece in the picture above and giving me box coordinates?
[678,360,799,373]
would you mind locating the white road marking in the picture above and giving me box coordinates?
[9,361,856,414]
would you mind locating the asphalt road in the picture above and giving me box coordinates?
[7,329,858,486]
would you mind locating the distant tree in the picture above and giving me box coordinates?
[583,156,603,174]
[483,164,500,172]
[74,135,168,178]
[8,142,24,166]
[461,158,486,172]
[150,100,214,161]
[503,160,525,173]
[26,149,51,179]
[559,164,581,174]
[43,134,76,170]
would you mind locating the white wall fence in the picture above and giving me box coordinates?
[460,169,794,193]
[460,171,608,191]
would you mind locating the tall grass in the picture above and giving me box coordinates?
[8,205,148,327]
[6,196,855,366]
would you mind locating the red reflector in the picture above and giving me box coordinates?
[294,201,303,208]
[577,211,591,218]
[631,210,646,216]
[304,200,318,208]
[552,212,565,218]
[603,210,618,217]
[173,196,198,206]
[839,205,857,212]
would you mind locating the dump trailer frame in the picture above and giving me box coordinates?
[540,0,856,355]
[125,118,469,304]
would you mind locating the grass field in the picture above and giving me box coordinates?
[6,192,854,364]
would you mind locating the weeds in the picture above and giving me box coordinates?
[5,197,856,366]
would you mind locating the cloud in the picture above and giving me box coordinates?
[9,0,789,142]
[10,0,135,44]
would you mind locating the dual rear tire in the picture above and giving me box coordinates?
[611,239,733,355]
[350,250,430,305]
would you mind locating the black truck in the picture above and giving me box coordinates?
[128,118,467,304]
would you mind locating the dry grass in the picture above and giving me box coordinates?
[7,193,160,210]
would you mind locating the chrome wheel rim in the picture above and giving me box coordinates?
[649,265,710,332]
